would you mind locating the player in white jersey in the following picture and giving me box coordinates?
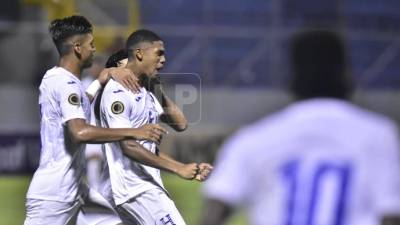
[200,30,400,225]
[98,29,212,225]
[24,15,167,225]
[77,50,131,225]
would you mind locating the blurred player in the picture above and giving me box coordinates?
[200,29,400,225]
[98,29,212,225]
[24,15,167,225]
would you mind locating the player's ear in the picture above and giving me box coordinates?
[72,42,81,54]
[135,49,143,61]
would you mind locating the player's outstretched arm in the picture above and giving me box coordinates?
[67,118,166,144]
[120,140,198,180]
[85,67,140,102]
[200,199,233,225]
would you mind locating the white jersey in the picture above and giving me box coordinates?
[204,99,400,225]
[27,66,91,202]
[100,79,165,206]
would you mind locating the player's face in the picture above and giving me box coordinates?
[141,41,166,78]
[80,33,96,69]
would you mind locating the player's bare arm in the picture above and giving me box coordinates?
[200,199,233,225]
[151,80,188,131]
[157,151,212,181]
[86,67,140,102]
[120,140,198,179]
[66,118,166,144]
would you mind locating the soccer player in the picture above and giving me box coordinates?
[77,50,130,225]
[24,15,166,225]
[82,50,129,192]
[98,29,212,225]
[200,30,400,225]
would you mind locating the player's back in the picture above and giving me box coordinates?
[205,98,400,225]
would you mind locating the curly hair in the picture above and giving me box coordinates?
[49,15,93,56]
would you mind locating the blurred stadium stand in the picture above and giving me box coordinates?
[0,0,400,173]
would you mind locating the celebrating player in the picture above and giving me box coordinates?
[24,15,166,225]
[97,29,212,225]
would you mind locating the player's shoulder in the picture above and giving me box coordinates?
[349,103,398,132]
[103,79,129,96]
[101,79,141,107]
[40,67,81,92]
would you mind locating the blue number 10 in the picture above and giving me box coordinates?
[281,160,352,225]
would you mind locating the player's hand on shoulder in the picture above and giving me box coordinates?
[108,67,140,93]
[176,163,198,180]
[195,163,213,182]
[132,124,167,144]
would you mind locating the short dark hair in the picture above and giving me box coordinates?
[105,49,128,68]
[125,29,162,59]
[49,15,93,56]
[289,29,353,99]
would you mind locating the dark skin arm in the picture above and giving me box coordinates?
[159,93,188,131]
[120,140,198,179]
[200,199,234,225]
[67,118,166,144]
[157,151,212,181]
[151,79,188,131]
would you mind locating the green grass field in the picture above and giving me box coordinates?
[0,174,246,225]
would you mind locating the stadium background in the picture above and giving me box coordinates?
[0,0,399,224]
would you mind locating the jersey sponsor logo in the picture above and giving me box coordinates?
[135,96,142,102]
[111,101,124,114]
[68,93,81,106]
[113,89,123,94]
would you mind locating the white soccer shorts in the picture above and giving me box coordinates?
[25,189,121,225]
[24,198,82,225]
[116,188,186,225]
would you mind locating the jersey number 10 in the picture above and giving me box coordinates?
[281,160,352,225]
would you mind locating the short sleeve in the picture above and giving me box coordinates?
[203,130,253,206]
[58,80,86,123]
[101,89,132,129]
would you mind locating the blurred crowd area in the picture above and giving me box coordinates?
[0,0,400,172]
[1,0,400,87]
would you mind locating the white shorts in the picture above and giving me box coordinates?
[116,189,186,225]
[25,189,121,225]
[24,198,82,225]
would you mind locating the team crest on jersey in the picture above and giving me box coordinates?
[68,93,80,106]
[111,101,124,114]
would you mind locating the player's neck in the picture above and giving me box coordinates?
[59,57,83,79]
[126,62,145,86]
